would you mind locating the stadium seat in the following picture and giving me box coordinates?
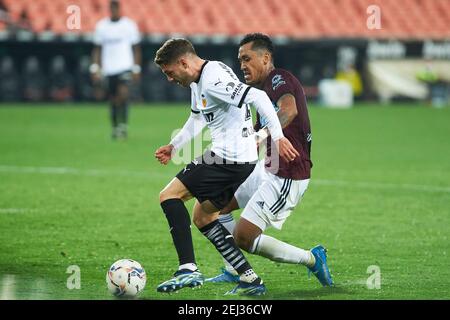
[0,0,448,39]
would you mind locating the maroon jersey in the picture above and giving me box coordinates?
[257,68,312,180]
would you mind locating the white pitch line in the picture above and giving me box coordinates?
[0,275,16,300]
[0,165,153,178]
[0,208,34,214]
[0,164,449,194]
[313,179,450,193]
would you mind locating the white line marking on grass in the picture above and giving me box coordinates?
[0,275,16,300]
[337,279,369,287]
[0,165,153,178]
[1,165,449,194]
[313,179,450,193]
[0,208,34,214]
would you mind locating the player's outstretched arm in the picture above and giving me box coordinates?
[276,93,298,128]
[154,112,205,165]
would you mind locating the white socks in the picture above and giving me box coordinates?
[179,263,198,272]
[240,269,259,284]
[251,234,315,267]
[218,213,316,269]
[218,214,238,275]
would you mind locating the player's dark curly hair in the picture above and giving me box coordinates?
[154,38,197,66]
[239,33,274,58]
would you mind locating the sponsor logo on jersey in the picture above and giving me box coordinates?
[201,94,207,108]
[225,82,235,92]
[231,83,244,100]
[256,201,265,209]
[272,74,286,91]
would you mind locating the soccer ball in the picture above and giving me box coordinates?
[106,259,146,297]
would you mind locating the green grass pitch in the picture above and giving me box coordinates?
[0,102,449,300]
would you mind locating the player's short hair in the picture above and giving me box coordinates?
[239,33,274,58]
[154,38,197,66]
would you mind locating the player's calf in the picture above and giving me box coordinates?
[198,217,265,296]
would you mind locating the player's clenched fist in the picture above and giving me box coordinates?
[155,144,174,165]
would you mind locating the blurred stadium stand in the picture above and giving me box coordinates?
[0,0,449,104]
[1,0,449,38]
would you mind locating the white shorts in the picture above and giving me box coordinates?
[235,159,309,231]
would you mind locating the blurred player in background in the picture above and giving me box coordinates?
[90,0,141,140]
[153,38,299,296]
[207,33,333,287]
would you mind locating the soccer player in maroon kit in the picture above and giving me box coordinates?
[206,33,333,287]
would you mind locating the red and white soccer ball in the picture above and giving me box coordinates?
[106,259,146,298]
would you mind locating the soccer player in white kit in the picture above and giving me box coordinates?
[90,0,141,140]
[206,33,333,287]
[153,38,300,296]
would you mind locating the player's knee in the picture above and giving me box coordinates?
[192,214,210,229]
[117,94,127,105]
[192,215,203,228]
[118,87,128,101]
[159,189,176,203]
[233,231,252,252]
[220,205,233,215]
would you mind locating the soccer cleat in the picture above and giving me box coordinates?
[225,279,266,296]
[156,269,204,293]
[205,267,240,283]
[307,245,333,287]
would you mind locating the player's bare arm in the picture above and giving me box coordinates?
[277,93,298,128]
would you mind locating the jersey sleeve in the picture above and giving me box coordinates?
[244,87,284,141]
[129,20,140,45]
[269,71,296,103]
[205,80,251,108]
[190,91,200,114]
[203,63,251,108]
[169,111,206,151]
